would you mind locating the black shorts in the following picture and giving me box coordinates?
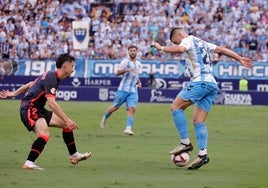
[20,107,53,132]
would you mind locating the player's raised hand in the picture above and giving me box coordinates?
[239,57,253,68]
[151,41,162,50]
[0,90,15,98]
[65,118,79,130]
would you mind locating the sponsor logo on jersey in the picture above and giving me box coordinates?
[50,88,56,94]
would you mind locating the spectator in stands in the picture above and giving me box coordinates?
[0,59,13,75]
[238,34,249,56]
[147,72,156,89]
[2,38,11,58]
[9,46,18,59]
[40,46,52,59]
[0,0,267,61]
[248,33,258,57]
[5,19,15,35]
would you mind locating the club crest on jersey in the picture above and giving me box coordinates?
[74,29,87,43]
[50,88,56,94]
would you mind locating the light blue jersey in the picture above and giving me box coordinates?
[177,35,219,112]
[117,59,141,93]
[179,35,217,83]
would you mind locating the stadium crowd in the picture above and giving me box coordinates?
[0,0,267,62]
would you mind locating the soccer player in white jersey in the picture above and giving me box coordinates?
[152,28,253,169]
[100,45,142,135]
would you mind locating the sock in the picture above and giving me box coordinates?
[199,148,207,156]
[62,128,77,155]
[172,109,189,141]
[194,122,208,151]
[27,135,49,162]
[126,116,134,127]
[181,138,190,145]
[70,152,79,157]
[104,111,111,119]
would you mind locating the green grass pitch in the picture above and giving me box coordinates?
[0,100,267,188]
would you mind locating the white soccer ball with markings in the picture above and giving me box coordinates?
[171,152,190,167]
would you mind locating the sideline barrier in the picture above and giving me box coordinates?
[1,85,267,106]
[1,75,268,91]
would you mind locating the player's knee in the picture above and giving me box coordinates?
[193,115,206,124]
[113,106,119,111]
[170,104,175,111]
[35,127,50,140]
[193,118,201,125]
[129,107,136,113]
[39,134,50,143]
[170,103,181,111]
[110,106,119,113]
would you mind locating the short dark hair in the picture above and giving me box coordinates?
[56,53,75,68]
[128,45,138,50]
[169,27,184,42]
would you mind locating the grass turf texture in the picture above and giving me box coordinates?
[0,100,267,188]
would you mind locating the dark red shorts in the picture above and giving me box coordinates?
[20,107,53,131]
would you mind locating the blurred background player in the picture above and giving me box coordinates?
[100,45,142,135]
[152,28,253,170]
[0,53,91,170]
[239,76,248,91]
[147,71,156,89]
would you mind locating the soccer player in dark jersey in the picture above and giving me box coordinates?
[0,53,91,170]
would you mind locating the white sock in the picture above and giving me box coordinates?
[199,148,207,156]
[25,160,34,165]
[181,138,190,145]
[70,152,79,157]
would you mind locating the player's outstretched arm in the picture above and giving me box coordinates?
[214,46,253,68]
[0,81,33,98]
[0,90,13,98]
[151,42,186,54]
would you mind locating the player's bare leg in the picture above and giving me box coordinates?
[101,106,119,129]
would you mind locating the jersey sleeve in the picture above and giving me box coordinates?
[205,41,217,53]
[179,36,192,51]
[117,59,128,70]
[137,61,142,74]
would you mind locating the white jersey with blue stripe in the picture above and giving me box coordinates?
[117,58,141,93]
[179,35,217,83]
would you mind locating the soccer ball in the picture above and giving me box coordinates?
[171,152,190,167]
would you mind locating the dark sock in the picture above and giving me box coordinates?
[62,129,77,155]
[27,136,47,162]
